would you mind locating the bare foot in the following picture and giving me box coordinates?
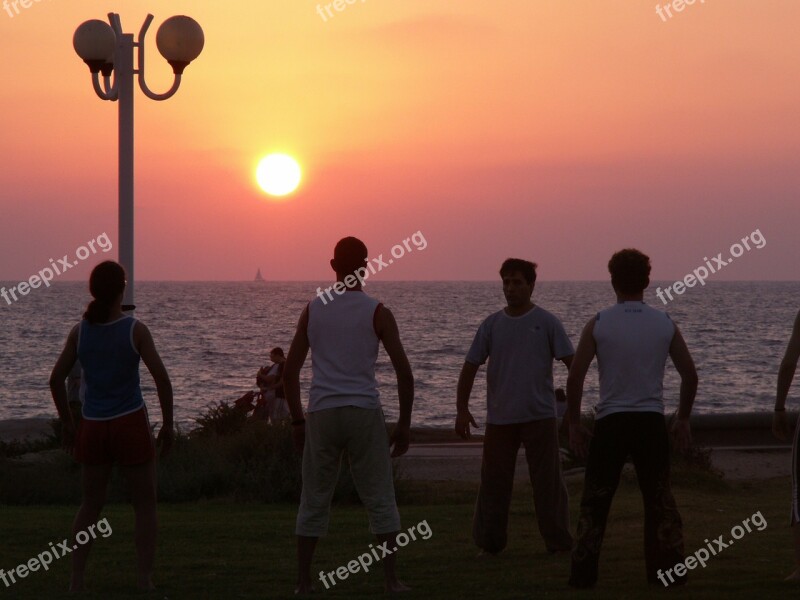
[295,582,315,595]
[137,574,155,591]
[69,574,85,593]
[385,579,411,593]
[477,549,499,558]
[785,569,800,582]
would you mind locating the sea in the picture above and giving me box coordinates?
[0,281,797,429]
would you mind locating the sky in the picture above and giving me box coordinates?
[1,0,799,282]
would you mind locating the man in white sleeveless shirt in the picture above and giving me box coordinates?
[283,237,414,595]
[456,259,574,555]
[566,249,697,588]
[773,308,800,582]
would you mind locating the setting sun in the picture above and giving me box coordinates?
[256,153,302,197]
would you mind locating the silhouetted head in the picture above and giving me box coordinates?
[608,249,650,296]
[499,258,537,308]
[84,261,126,324]
[331,237,368,282]
[270,347,285,362]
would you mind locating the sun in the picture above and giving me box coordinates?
[256,154,302,197]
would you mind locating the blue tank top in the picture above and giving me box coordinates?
[77,316,144,420]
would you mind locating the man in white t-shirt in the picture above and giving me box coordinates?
[566,248,697,589]
[456,258,574,555]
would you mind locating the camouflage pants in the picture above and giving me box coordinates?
[569,412,685,587]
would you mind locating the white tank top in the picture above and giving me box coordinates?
[593,302,675,419]
[307,290,382,412]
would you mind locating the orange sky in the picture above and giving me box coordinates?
[1,0,798,282]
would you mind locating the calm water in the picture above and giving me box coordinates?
[0,281,797,428]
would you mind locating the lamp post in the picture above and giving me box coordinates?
[73,13,204,312]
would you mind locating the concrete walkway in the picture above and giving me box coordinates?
[397,442,794,482]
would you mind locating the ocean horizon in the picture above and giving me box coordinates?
[1,281,797,428]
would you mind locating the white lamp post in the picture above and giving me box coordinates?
[73,13,204,311]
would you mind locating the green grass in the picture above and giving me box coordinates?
[0,475,796,599]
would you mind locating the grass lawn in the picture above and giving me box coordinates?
[0,474,796,599]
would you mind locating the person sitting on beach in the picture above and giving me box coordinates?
[49,261,174,593]
[773,308,800,582]
[456,258,574,556]
[282,236,414,594]
[256,347,288,423]
[566,249,697,588]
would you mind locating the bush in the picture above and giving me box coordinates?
[0,420,61,459]
[0,401,400,505]
[193,400,250,437]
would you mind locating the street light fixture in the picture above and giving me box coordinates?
[73,13,204,311]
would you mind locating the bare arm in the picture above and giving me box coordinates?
[668,325,697,453]
[553,354,574,407]
[284,306,310,424]
[777,309,800,410]
[456,361,479,415]
[566,319,595,425]
[376,306,414,428]
[455,361,480,439]
[134,322,174,430]
[49,325,79,427]
[668,326,697,420]
[565,319,595,459]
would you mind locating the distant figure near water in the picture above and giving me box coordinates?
[566,249,698,588]
[773,309,800,582]
[49,261,174,593]
[456,258,574,555]
[283,236,414,595]
[255,347,288,422]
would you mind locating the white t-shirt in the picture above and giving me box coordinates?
[466,305,574,425]
[593,301,675,419]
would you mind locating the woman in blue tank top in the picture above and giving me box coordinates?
[49,261,173,593]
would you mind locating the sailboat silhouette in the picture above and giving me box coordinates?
[254,268,265,282]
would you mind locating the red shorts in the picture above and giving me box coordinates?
[73,406,156,466]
